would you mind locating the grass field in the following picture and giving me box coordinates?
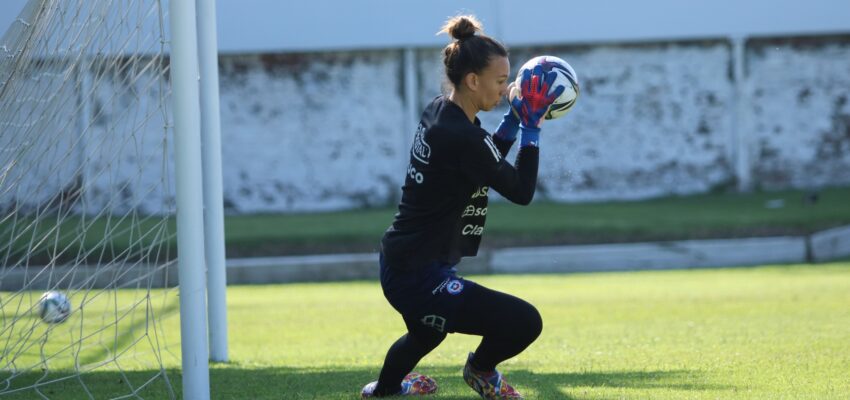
[8,187,849,263]
[224,186,850,256]
[4,261,849,399]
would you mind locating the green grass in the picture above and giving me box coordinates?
[4,262,850,399]
[223,186,850,255]
[0,212,174,265]
[0,287,181,398]
[5,187,849,261]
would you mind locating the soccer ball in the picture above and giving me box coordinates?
[38,291,71,324]
[512,55,580,120]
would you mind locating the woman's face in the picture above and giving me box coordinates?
[474,56,510,112]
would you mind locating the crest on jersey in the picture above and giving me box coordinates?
[446,279,464,295]
[412,123,431,164]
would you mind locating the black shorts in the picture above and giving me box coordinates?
[379,254,477,334]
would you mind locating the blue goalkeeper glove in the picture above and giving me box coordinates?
[510,65,566,147]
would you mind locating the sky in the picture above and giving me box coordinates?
[2,0,849,53]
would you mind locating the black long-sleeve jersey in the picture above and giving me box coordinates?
[380,96,539,271]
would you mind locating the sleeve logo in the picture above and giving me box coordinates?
[412,123,431,164]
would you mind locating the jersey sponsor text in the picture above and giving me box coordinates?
[471,186,489,199]
[462,224,485,236]
[462,205,487,217]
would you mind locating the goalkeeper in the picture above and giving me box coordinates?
[361,15,565,399]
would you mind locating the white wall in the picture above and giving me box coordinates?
[216,52,408,212]
[747,39,850,189]
[206,38,850,212]
[2,1,849,214]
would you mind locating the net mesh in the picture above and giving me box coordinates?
[0,1,178,398]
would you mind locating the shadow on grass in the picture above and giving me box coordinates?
[0,369,175,399]
[207,365,732,399]
[0,365,734,399]
[0,298,181,399]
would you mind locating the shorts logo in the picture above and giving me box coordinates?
[446,279,464,295]
[421,315,446,332]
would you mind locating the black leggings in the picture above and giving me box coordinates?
[373,283,542,396]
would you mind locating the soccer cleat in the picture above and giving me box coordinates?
[463,353,523,399]
[361,372,438,398]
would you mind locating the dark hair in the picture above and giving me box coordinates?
[439,15,508,88]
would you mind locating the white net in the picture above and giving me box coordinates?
[0,1,178,398]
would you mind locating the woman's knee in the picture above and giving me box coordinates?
[406,320,447,352]
[521,303,543,343]
[501,299,542,344]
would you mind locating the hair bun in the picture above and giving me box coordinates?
[441,15,482,41]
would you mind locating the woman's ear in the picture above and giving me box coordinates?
[463,72,479,92]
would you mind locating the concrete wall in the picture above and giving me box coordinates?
[747,36,850,189]
[210,35,850,212]
[0,57,175,216]
[506,42,736,201]
[2,1,848,214]
[3,36,849,214]
[217,51,408,212]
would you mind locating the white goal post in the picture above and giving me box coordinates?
[169,0,211,397]
[169,0,230,396]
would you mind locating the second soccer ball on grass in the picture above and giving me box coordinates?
[38,291,71,324]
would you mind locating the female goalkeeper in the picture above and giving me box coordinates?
[361,15,565,399]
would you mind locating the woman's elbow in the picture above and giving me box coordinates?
[513,191,534,206]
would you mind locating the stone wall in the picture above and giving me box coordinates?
[217,52,408,212]
[505,41,736,201]
[5,36,849,214]
[746,36,850,189]
[211,35,849,212]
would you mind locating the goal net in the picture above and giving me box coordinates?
[0,0,179,398]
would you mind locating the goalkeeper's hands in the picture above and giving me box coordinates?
[510,65,566,134]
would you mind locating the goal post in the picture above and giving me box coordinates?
[169,0,212,398]
[196,0,229,364]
